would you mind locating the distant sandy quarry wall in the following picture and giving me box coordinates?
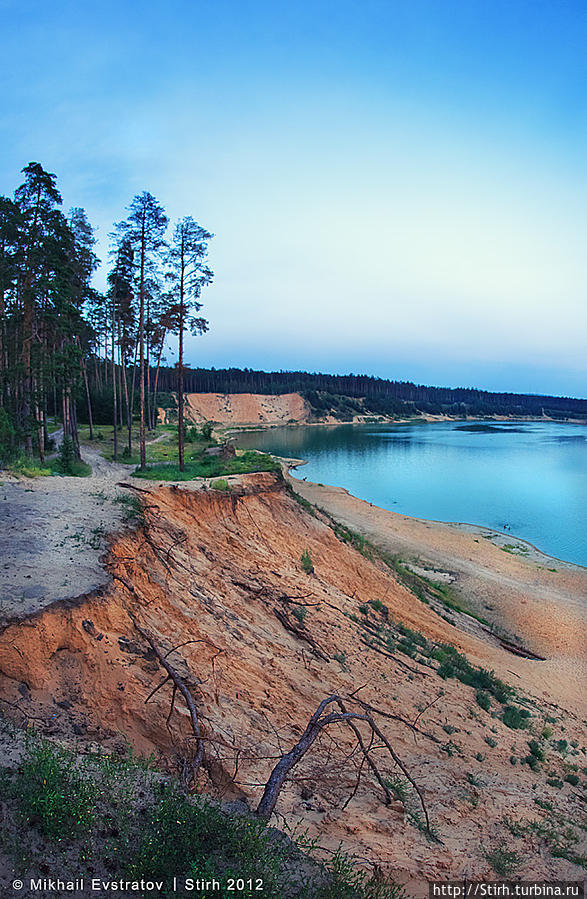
[162,392,311,425]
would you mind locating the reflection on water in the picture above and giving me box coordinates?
[236,420,587,566]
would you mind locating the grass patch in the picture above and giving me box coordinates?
[1,735,403,898]
[114,493,145,525]
[134,450,280,481]
[484,844,522,876]
[10,740,95,840]
[47,457,92,477]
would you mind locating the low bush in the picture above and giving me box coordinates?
[502,705,531,730]
[476,690,491,712]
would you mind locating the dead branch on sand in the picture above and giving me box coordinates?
[256,694,432,836]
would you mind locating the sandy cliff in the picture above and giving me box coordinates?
[0,472,584,890]
[158,392,311,425]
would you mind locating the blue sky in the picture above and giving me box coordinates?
[1,0,586,396]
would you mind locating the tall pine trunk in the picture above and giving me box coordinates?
[112,296,118,461]
[178,259,185,472]
[138,220,146,470]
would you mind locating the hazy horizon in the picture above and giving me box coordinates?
[2,0,586,398]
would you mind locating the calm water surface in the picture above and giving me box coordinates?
[236,421,587,566]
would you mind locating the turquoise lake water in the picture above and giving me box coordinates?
[236,420,587,567]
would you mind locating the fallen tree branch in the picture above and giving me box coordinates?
[273,607,329,660]
[131,618,204,780]
[256,694,432,835]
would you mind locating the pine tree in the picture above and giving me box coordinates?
[116,193,167,470]
[166,217,213,471]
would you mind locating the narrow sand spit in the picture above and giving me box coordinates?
[0,446,134,622]
[288,473,587,713]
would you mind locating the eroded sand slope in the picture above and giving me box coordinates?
[0,473,584,890]
[159,392,311,425]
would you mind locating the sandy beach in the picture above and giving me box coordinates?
[287,471,587,714]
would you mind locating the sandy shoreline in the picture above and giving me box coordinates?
[285,470,587,713]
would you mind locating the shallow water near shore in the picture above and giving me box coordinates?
[236,420,587,566]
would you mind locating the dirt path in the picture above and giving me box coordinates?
[0,445,136,623]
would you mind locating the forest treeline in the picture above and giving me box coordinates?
[0,162,213,471]
[152,367,587,421]
[1,162,584,475]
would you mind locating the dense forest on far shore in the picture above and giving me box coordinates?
[152,366,587,421]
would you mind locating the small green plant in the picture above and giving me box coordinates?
[564,773,579,786]
[527,740,545,762]
[510,755,517,765]
[56,434,76,474]
[475,752,485,762]
[502,705,531,730]
[384,774,410,803]
[13,741,95,839]
[369,599,386,614]
[301,549,314,574]
[476,690,491,712]
[211,478,230,491]
[114,493,144,524]
[333,651,348,672]
[484,844,522,876]
[484,736,497,748]
[292,605,308,625]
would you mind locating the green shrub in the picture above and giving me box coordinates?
[301,550,314,574]
[369,599,386,614]
[484,845,522,876]
[437,661,455,679]
[212,478,230,492]
[528,740,545,762]
[564,773,579,787]
[484,736,497,748]
[292,606,308,625]
[57,434,76,474]
[384,774,410,803]
[502,705,530,730]
[476,690,491,712]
